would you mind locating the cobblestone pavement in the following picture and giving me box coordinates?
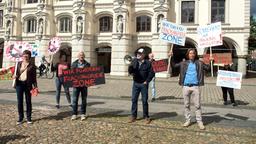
[1,76,256,107]
[0,104,256,144]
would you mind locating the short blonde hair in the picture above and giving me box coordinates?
[77,51,85,57]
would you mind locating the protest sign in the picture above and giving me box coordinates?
[5,41,32,62]
[203,53,232,65]
[63,66,105,88]
[0,66,15,80]
[152,59,168,73]
[216,70,242,89]
[31,43,40,57]
[48,37,61,55]
[159,20,187,46]
[197,22,223,48]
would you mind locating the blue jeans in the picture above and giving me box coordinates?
[150,77,156,98]
[16,80,32,121]
[55,76,71,105]
[72,87,88,115]
[131,82,149,118]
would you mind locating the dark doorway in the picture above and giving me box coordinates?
[0,39,4,68]
[96,46,111,73]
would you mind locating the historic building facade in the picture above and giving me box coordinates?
[0,0,251,77]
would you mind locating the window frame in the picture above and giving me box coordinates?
[136,15,152,32]
[59,17,72,33]
[181,1,195,24]
[211,0,226,23]
[99,16,113,33]
[26,17,37,33]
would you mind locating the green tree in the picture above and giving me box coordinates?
[249,16,256,51]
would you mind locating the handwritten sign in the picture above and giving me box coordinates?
[152,59,168,73]
[197,22,223,48]
[48,37,61,55]
[216,70,242,89]
[203,53,232,65]
[63,66,105,88]
[0,66,15,80]
[5,41,32,62]
[160,20,187,46]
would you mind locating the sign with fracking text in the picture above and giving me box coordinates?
[216,70,242,89]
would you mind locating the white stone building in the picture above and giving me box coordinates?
[0,0,251,77]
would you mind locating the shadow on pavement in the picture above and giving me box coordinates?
[34,111,71,122]
[157,96,183,100]
[90,110,129,118]
[0,135,29,143]
[87,102,105,107]
[236,100,249,106]
[203,115,232,126]
[225,113,249,121]
[151,112,178,120]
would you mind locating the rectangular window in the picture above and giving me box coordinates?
[181,1,195,23]
[27,0,38,4]
[211,0,225,23]
[0,10,3,28]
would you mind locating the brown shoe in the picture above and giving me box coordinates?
[145,118,152,124]
[128,117,136,123]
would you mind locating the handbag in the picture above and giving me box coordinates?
[30,88,39,97]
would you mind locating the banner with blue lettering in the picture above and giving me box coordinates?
[159,20,187,46]
[216,70,242,89]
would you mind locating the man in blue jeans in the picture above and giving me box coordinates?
[128,48,155,124]
[71,51,90,121]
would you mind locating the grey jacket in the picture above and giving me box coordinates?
[172,60,210,86]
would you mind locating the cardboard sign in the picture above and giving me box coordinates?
[197,22,223,48]
[63,66,105,88]
[5,41,32,62]
[160,20,187,46]
[203,53,232,65]
[216,70,242,89]
[48,37,61,55]
[0,66,15,80]
[152,59,168,73]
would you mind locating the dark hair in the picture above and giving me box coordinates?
[59,54,67,62]
[185,48,199,60]
[22,50,31,59]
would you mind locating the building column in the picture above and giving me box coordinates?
[237,56,247,77]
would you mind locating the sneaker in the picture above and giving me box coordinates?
[71,115,77,120]
[145,118,152,124]
[81,114,86,121]
[223,101,228,105]
[198,121,205,130]
[16,120,23,125]
[128,117,136,123]
[151,98,156,102]
[183,121,191,127]
[232,102,238,106]
[55,105,60,109]
[27,121,33,124]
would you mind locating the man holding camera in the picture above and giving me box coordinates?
[128,48,155,124]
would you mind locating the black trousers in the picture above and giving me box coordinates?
[221,87,235,103]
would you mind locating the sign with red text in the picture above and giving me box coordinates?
[5,41,32,62]
[160,20,187,46]
[197,22,223,48]
[216,70,242,89]
[203,53,232,65]
[152,59,168,73]
[63,66,105,88]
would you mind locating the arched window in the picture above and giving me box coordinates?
[26,18,37,33]
[59,17,72,33]
[99,16,113,32]
[136,16,151,32]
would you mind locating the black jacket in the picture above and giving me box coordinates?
[172,60,210,86]
[71,59,90,68]
[128,59,155,84]
[16,61,37,88]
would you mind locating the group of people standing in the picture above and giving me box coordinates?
[13,48,237,130]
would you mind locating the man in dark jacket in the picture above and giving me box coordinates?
[128,48,155,124]
[71,51,91,121]
[172,48,210,130]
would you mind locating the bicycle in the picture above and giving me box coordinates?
[37,63,54,79]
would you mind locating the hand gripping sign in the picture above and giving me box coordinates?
[5,41,32,62]
[48,37,61,55]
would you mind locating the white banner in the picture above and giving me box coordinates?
[216,70,242,89]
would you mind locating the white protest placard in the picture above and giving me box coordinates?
[48,37,61,55]
[216,70,242,89]
[197,22,223,48]
[5,41,32,62]
[159,20,187,46]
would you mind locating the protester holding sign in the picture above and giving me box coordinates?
[71,51,91,121]
[148,53,157,102]
[220,64,237,106]
[14,50,38,125]
[52,54,71,109]
[172,48,210,130]
[128,48,155,124]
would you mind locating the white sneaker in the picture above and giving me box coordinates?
[183,121,191,127]
[81,114,86,121]
[198,121,205,130]
[71,115,77,120]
